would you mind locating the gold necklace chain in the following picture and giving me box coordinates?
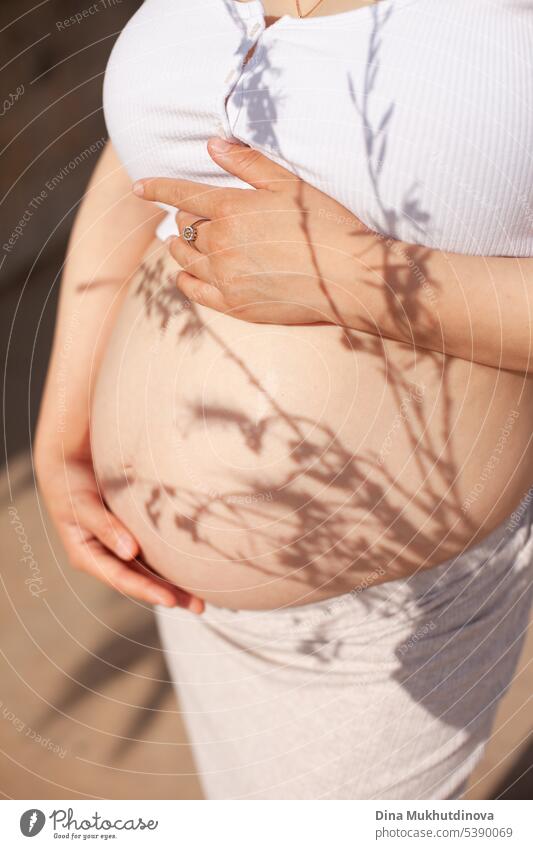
[295,0,326,17]
[295,1,378,18]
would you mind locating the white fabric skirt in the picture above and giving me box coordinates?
[156,501,533,799]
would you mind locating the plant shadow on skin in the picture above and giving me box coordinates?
[90,3,527,733]
[115,252,466,591]
[96,3,473,601]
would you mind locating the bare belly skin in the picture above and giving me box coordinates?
[90,239,533,609]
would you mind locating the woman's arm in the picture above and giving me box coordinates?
[35,142,204,612]
[136,138,533,373]
[37,141,163,454]
[324,229,533,374]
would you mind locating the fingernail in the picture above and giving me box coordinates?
[208,136,236,154]
[189,597,205,615]
[132,180,145,197]
[116,535,137,559]
[153,592,175,607]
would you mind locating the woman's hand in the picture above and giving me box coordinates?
[35,447,204,613]
[133,137,363,326]
[134,138,533,372]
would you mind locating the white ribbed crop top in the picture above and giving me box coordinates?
[103,0,533,254]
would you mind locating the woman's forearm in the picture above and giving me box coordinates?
[339,230,533,372]
[35,142,164,460]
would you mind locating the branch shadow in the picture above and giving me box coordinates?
[90,2,526,739]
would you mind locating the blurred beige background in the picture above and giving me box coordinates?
[1,0,531,800]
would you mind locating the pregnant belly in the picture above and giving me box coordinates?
[90,239,533,609]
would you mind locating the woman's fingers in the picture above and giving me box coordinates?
[129,558,205,614]
[133,177,245,219]
[168,233,212,281]
[74,490,138,561]
[207,137,300,192]
[65,491,204,611]
[64,528,204,612]
[175,211,211,254]
[166,230,234,309]
[176,270,227,312]
[68,536,176,607]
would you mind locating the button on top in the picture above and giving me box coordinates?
[248,22,261,37]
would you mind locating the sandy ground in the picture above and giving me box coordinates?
[0,450,531,800]
[0,452,201,800]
